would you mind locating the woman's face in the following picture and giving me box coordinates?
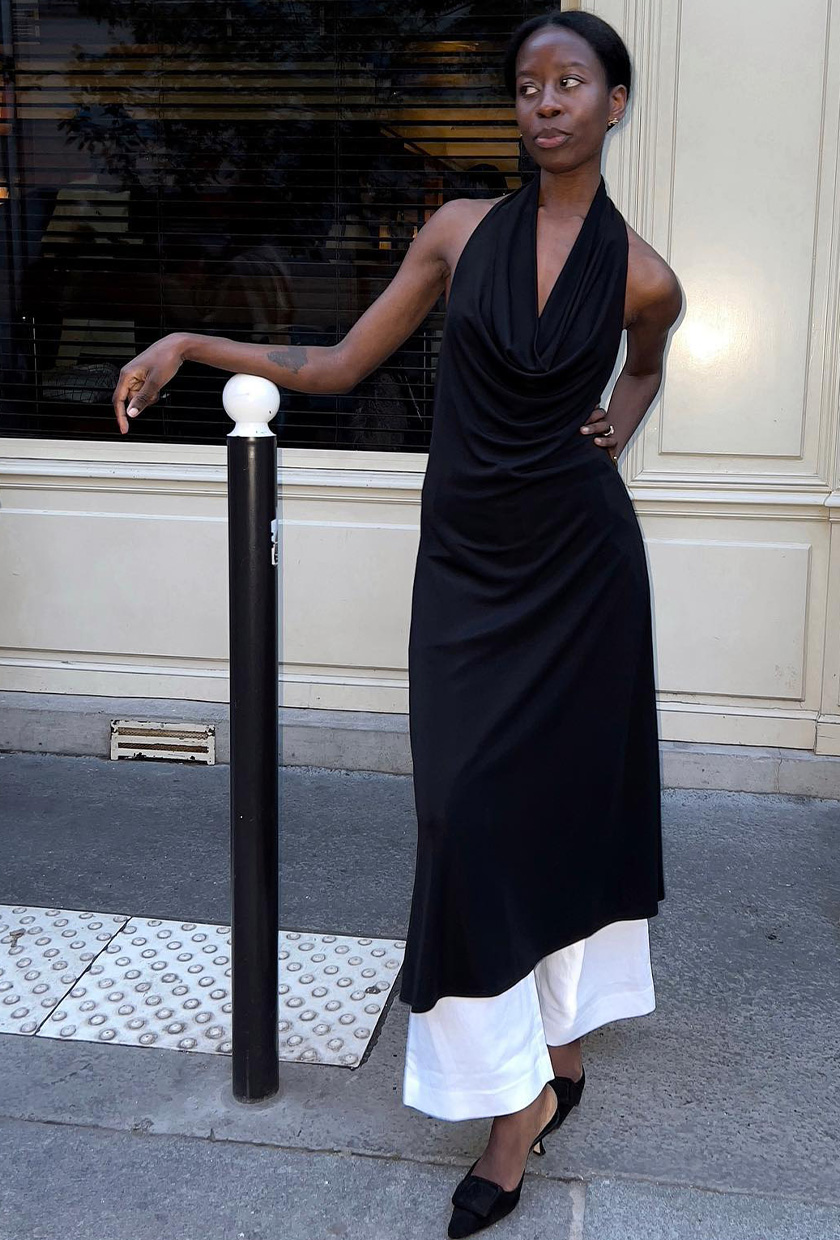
[514,26,626,168]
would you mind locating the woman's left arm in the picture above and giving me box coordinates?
[581,262,683,463]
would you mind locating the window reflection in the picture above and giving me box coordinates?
[1,0,541,449]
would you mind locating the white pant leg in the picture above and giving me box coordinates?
[534,917,656,1046]
[401,918,655,1122]
[402,968,554,1121]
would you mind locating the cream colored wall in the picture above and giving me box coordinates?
[1,0,839,753]
[590,0,840,753]
[0,442,422,711]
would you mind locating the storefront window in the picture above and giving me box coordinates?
[1,0,541,450]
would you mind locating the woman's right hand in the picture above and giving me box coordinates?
[112,333,187,434]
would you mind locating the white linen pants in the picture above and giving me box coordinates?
[402,918,655,1121]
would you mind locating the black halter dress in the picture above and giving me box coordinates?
[398,172,666,1015]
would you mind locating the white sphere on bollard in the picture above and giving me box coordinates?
[223,373,281,437]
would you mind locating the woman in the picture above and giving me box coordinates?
[113,10,682,1236]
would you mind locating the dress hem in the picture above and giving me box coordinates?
[397,900,663,1014]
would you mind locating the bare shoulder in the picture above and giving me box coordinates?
[624,221,683,329]
[437,194,512,293]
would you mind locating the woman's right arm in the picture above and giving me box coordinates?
[113,202,458,434]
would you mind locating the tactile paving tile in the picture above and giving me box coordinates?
[278,928,405,1067]
[0,905,129,1035]
[36,916,405,1066]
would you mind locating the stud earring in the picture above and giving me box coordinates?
[607,118,619,128]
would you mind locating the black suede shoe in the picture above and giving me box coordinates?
[447,1157,524,1238]
[447,1086,563,1237]
[532,1067,586,1153]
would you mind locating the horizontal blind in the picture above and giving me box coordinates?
[0,0,543,451]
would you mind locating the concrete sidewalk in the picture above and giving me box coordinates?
[0,752,838,1239]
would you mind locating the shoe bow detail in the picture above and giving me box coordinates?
[551,1070,585,1107]
[451,1170,505,1219]
[552,1078,576,1105]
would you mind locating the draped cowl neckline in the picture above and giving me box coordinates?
[530,172,606,330]
[445,169,623,383]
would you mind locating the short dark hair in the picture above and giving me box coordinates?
[502,9,632,103]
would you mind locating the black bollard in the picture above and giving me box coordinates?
[225,376,281,1101]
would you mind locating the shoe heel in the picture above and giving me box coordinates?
[530,1068,586,1158]
[529,1080,563,1158]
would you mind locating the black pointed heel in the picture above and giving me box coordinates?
[447,1076,580,1237]
[531,1067,586,1154]
[447,1156,525,1238]
[529,1075,563,1155]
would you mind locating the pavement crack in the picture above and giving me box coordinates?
[47,1061,93,1087]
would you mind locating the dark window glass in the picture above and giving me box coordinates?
[1,0,543,450]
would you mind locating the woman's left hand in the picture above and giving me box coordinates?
[580,405,620,465]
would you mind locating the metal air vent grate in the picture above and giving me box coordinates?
[110,719,216,764]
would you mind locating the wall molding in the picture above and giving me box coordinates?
[1,454,836,518]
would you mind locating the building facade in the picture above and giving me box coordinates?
[1,0,839,757]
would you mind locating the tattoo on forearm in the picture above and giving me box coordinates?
[266,346,309,374]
